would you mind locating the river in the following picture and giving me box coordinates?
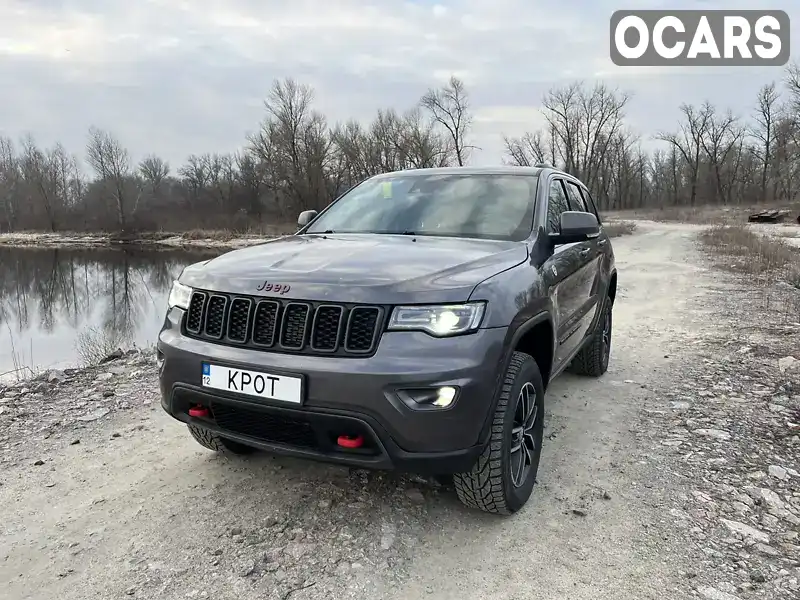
[0,245,223,380]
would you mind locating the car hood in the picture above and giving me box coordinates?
[179,233,529,304]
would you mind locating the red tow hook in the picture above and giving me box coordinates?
[337,434,364,449]
[188,405,209,418]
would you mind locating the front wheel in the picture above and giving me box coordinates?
[453,351,545,515]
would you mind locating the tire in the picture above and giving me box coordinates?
[188,424,257,455]
[569,295,612,377]
[453,351,545,515]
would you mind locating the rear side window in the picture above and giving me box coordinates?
[564,181,587,212]
[546,179,570,233]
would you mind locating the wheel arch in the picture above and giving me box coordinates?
[477,311,555,446]
[608,269,617,305]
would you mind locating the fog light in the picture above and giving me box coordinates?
[396,386,459,410]
[433,386,456,407]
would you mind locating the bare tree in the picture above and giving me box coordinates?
[786,60,800,117]
[503,131,548,166]
[700,107,744,205]
[178,154,210,205]
[86,127,134,228]
[539,81,630,193]
[248,78,333,214]
[751,83,781,203]
[139,155,169,193]
[0,137,21,230]
[420,75,474,166]
[7,68,800,235]
[206,153,237,210]
[656,102,713,206]
[18,136,59,231]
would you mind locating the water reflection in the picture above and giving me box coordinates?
[0,245,220,377]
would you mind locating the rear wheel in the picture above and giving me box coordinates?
[453,351,545,515]
[188,424,257,455]
[569,295,612,377]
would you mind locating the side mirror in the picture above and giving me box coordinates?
[550,211,600,245]
[297,210,318,230]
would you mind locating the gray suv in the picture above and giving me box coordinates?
[157,166,617,514]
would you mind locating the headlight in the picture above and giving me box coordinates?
[167,280,193,310]
[387,302,485,337]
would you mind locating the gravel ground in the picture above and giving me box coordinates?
[0,221,798,600]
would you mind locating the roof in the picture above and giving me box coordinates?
[370,165,553,178]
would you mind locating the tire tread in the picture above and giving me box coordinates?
[188,424,255,455]
[453,351,531,515]
[569,298,611,377]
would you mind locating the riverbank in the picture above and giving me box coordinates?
[0,220,648,250]
[0,230,285,250]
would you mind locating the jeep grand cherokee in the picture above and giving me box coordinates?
[157,165,617,515]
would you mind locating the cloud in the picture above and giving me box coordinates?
[0,0,796,169]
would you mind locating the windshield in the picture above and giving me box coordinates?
[305,173,538,241]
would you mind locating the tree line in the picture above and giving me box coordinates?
[1,63,799,234]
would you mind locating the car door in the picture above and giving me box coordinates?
[561,179,604,346]
[580,186,613,276]
[540,177,594,368]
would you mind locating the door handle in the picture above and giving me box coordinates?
[579,248,591,258]
[598,239,607,247]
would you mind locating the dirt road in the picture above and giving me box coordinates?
[2,221,798,600]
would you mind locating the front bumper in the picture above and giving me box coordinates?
[157,307,508,474]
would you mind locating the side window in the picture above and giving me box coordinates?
[546,179,570,233]
[580,188,601,223]
[564,181,587,212]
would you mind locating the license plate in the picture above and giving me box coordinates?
[201,363,303,404]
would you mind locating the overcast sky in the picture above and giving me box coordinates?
[0,0,797,170]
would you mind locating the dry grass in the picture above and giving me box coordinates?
[700,224,800,324]
[179,223,293,241]
[700,224,800,347]
[603,220,637,238]
[700,224,800,278]
[703,225,800,338]
[1,324,39,382]
[181,229,237,241]
[75,325,129,366]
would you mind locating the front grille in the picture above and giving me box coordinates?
[205,295,227,338]
[311,305,343,351]
[212,403,318,448]
[345,307,381,353]
[182,290,385,357]
[281,303,310,349]
[253,301,279,346]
